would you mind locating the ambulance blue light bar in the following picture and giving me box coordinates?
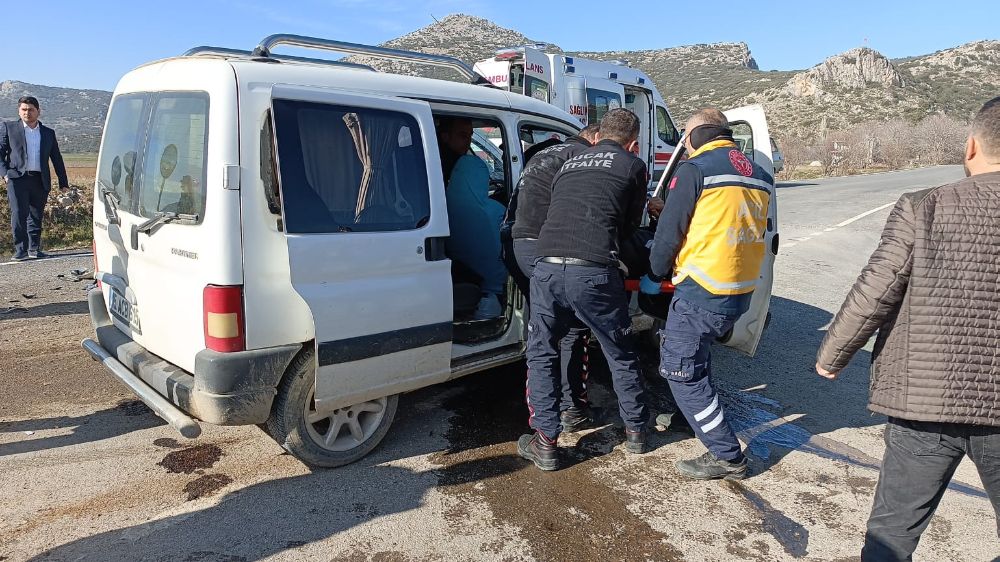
[609,72,618,80]
[565,56,574,64]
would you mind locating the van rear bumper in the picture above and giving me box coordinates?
[85,288,301,427]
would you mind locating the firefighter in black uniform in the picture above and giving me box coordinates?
[519,109,650,471]
[642,108,773,480]
[504,124,600,432]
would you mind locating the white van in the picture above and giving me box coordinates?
[474,46,683,183]
[83,34,778,467]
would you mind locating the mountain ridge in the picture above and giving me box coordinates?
[3,15,996,151]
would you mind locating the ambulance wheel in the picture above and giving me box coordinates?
[265,348,398,468]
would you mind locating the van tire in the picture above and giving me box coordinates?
[265,347,398,468]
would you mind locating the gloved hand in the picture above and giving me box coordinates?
[639,275,661,295]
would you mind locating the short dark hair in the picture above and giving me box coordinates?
[436,115,470,134]
[598,108,640,145]
[972,96,1000,158]
[18,96,39,110]
[580,123,600,141]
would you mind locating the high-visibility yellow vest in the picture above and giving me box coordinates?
[672,140,772,295]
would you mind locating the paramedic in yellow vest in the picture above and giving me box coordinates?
[640,108,772,480]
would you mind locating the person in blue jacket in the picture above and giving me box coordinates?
[437,116,507,319]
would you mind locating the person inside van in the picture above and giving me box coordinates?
[436,116,507,320]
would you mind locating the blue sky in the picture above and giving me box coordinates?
[14,1,999,91]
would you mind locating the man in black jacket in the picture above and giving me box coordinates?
[1,96,69,261]
[518,109,650,471]
[505,124,599,432]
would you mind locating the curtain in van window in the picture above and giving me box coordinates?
[342,113,401,224]
[298,108,361,224]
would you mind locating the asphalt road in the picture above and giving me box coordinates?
[2,165,998,561]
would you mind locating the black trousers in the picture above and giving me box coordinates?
[6,172,48,255]
[513,239,590,411]
[526,261,647,439]
[862,417,1000,561]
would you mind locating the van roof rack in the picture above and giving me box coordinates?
[241,33,492,85]
[183,46,376,71]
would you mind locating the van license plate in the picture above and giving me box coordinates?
[109,288,141,333]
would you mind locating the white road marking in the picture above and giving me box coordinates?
[835,202,896,228]
[784,201,897,249]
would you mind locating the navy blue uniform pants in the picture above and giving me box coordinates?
[659,296,743,461]
[526,261,647,440]
[6,173,48,256]
[514,239,590,411]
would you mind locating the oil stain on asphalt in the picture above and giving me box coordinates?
[158,444,223,474]
[184,474,233,501]
[431,362,685,562]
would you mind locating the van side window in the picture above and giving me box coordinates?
[138,94,210,221]
[272,99,431,234]
[518,123,568,162]
[656,106,680,146]
[97,94,148,212]
[260,111,281,215]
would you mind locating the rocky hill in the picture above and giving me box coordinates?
[3,15,997,151]
[348,14,559,80]
[0,80,109,153]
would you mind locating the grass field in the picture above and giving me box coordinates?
[0,153,97,255]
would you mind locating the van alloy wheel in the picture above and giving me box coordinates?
[304,390,388,452]
[265,348,398,468]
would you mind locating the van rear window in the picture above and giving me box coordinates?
[271,99,431,234]
[138,94,209,220]
[98,95,147,211]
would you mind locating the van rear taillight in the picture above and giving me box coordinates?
[203,285,245,352]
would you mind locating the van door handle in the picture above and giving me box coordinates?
[424,237,447,262]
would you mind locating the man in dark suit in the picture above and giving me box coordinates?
[1,96,69,260]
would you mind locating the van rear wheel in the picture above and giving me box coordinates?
[265,348,398,468]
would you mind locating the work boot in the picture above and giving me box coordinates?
[624,427,647,454]
[517,431,558,471]
[560,405,595,432]
[676,451,748,480]
[472,293,502,320]
[10,253,29,262]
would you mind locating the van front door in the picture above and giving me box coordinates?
[721,104,777,356]
[270,85,453,412]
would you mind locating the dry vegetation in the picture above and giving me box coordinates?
[778,114,968,179]
[0,154,95,255]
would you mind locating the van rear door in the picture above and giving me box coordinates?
[269,85,453,412]
[94,83,242,374]
[522,48,551,103]
[720,104,777,356]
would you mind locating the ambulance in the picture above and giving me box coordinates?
[474,45,682,183]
